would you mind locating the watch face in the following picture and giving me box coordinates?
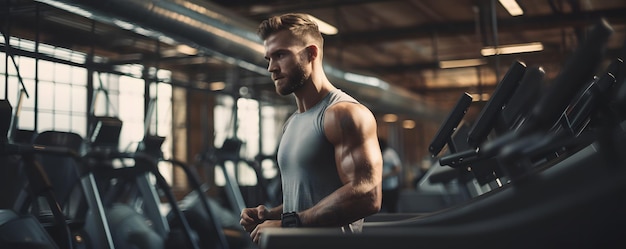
[281,212,300,227]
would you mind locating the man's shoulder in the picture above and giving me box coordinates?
[323,101,377,140]
[325,101,373,119]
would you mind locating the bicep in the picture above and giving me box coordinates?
[324,103,382,186]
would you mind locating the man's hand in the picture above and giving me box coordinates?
[240,205,270,232]
[250,219,281,244]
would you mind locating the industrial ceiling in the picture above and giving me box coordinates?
[213,0,626,106]
[2,0,626,121]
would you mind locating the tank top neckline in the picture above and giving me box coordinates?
[294,89,340,114]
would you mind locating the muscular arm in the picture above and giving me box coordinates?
[298,102,383,227]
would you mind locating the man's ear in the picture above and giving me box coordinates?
[307,45,319,61]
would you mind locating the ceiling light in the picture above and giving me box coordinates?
[499,0,524,16]
[382,114,398,123]
[209,81,226,91]
[307,14,338,35]
[176,44,198,55]
[439,59,487,69]
[481,42,543,56]
[402,120,416,129]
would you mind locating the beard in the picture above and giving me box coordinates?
[276,62,308,96]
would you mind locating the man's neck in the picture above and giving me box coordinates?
[293,79,335,113]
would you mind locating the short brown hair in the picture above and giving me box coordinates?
[257,13,324,48]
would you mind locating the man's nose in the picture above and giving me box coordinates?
[267,60,278,73]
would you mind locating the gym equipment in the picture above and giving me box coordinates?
[136,98,254,249]
[87,97,244,249]
[0,99,60,249]
[424,93,477,200]
[438,65,545,185]
[84,114,183,249]
[91,151,197,249]
[499,66,545,131]
[428,92,473,157]
[137,135,235,249]
[429,60,529,195]
[0,209,59,249]
[1,43,111,248]
[466,60,527,147]
[214,137,248,215]
[261,140,626,249]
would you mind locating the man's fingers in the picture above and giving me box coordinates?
[240,213,261,232]
[251,226,259,243]
[244,224,257,233]
[256,205,266,221]
[240,215,254,224]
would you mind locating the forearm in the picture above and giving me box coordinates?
[298,183,380,227]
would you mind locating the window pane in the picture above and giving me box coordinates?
[21,79,36,109]
[214,95,234,147]
[54,84,71,112]
[54,64,71,83]
[7,76,19,107]
[72,115,87,137]
[118,75,144,152]
[237,98,259,159]
[71,86,87,114]
[72,67,87,86]
[158,161,173,186]
[93,91,109,116]
[0,52,5,74]
[119,121,144,152]
[7,58,17,75]
[237,161,258,186]
[120,76,143,94]
[38,60,55,81]
[105,74,120,93]
[17,57,36,79]
[54,114,71,132]
[17,109,35,130]
[38,112,54,132]
[38,81,55,111]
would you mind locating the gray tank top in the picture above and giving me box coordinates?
[277,89,364,232]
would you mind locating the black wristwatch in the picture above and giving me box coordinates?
[281,212,302,227]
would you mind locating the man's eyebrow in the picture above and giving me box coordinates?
[265,50,282,60]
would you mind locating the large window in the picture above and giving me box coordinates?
[213,94,289,187]
[38,61,88,135]
[213,95,257,186]
[1,36,173,167]
[3,35,294,192]
[2,36,88,137]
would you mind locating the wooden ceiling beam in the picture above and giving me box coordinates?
[325,8,626,46]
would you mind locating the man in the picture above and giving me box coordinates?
[239,13,383,244]
[379,138,403,213]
